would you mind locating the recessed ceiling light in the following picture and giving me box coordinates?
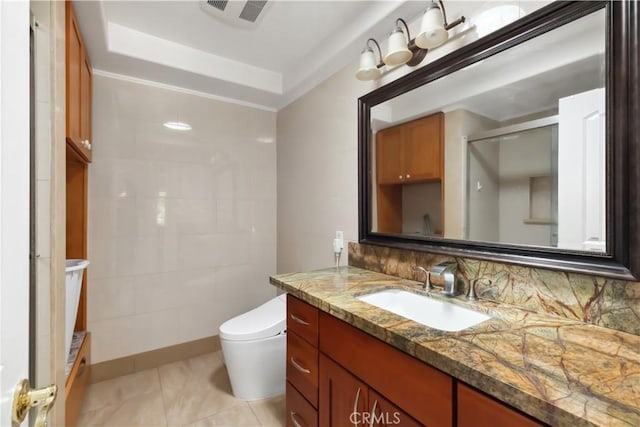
[163,121,192,131]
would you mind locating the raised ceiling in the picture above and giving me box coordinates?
[73,0,428,110]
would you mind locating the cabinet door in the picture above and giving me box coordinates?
[376,126,404,184]
[319,354,369,427]
[287,331,319,407]
[66,2,82,147]
[368,390,421,427]
[403,113,443,182]
[80,53,92,162]
[287,382,318,427]
[458,383,544,427]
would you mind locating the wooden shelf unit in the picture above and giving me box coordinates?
[375,112,445,234]
[65,1,92,425]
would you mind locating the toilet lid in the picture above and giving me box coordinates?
[219,294,286,341]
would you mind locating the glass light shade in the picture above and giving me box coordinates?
[415,4,449,49]
[383,28,412,66]
[356,47,381,81]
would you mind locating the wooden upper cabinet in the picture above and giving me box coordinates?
[376,126,404,184]
[80,54,92,161]
[66,1,92,163]
[66,2,81,147]
[404,112,443,181]
[376,112,444,184]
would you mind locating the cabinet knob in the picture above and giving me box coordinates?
[406,174,411,179]
[399,175,403,180]
[87,141,92,150]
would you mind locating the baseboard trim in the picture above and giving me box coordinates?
[90,335,221,383]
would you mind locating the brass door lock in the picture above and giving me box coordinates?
[12,379,57,427]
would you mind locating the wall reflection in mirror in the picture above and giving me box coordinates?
[370,8,606,253]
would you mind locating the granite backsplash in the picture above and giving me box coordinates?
[348,242,640,336]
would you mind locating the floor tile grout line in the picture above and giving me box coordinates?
[155,366,172,427]
[246,401,265,426]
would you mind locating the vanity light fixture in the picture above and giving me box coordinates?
[356,38,384,81]
[415,0,466,49]
[163,121,192,131]
[356,0,465,81]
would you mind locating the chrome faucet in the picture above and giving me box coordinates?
[430,261,459,296]
[413,266,432,291]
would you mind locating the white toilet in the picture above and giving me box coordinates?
[219,294,287,400]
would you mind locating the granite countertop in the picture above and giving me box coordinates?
[270,266,640,427]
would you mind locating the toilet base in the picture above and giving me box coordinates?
[220,332,286,401]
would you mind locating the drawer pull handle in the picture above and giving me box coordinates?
[290,411,304,427]
[290,357,311,374]
[369,400,378,427]
[76,358,87,378]
[353,387,361,427]
[290,314,310,326]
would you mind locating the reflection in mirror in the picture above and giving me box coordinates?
[370,8,606,253]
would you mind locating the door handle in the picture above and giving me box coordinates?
[290,313,310,326]
[290,411,304,427]
[12,379,57,427]
[290,357,311,374]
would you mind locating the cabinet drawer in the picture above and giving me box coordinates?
[458,383,544,427]
[287,381,318,427]
[287,295,318,346]
[287,331,319,408]
[319,312,453,427]
[65,333,91,427]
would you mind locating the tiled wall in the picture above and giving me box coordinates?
[31,0,56,388]
[349,242,640,336]
[88,75,277,363]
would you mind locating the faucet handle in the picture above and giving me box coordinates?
[467,278,491,301]
[413,266,432,291]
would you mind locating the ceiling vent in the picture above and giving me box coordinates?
[200,0,270,28]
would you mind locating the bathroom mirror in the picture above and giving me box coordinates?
[358,1,640,280]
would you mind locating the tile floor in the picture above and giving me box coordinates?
[78,351,285,427]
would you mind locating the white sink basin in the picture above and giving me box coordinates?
[357,289,490,332]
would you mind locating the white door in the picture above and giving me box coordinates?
[0,0,35,425]
[557,87,606,252]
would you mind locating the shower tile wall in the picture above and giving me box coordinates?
[88,75,277,363]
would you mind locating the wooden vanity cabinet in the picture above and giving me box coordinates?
[66,1,92,163]
[457,383,544,427]
[319,310,452,427]
[320,354,421,427]
[286,295,548,427]
[376,112,444,185]
[286,295,320,426]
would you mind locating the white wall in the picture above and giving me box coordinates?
[402,183,442,236]
[88,75,277,363]
[276,64,362,273]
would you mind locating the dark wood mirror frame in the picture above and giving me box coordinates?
[358,1,640,280]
